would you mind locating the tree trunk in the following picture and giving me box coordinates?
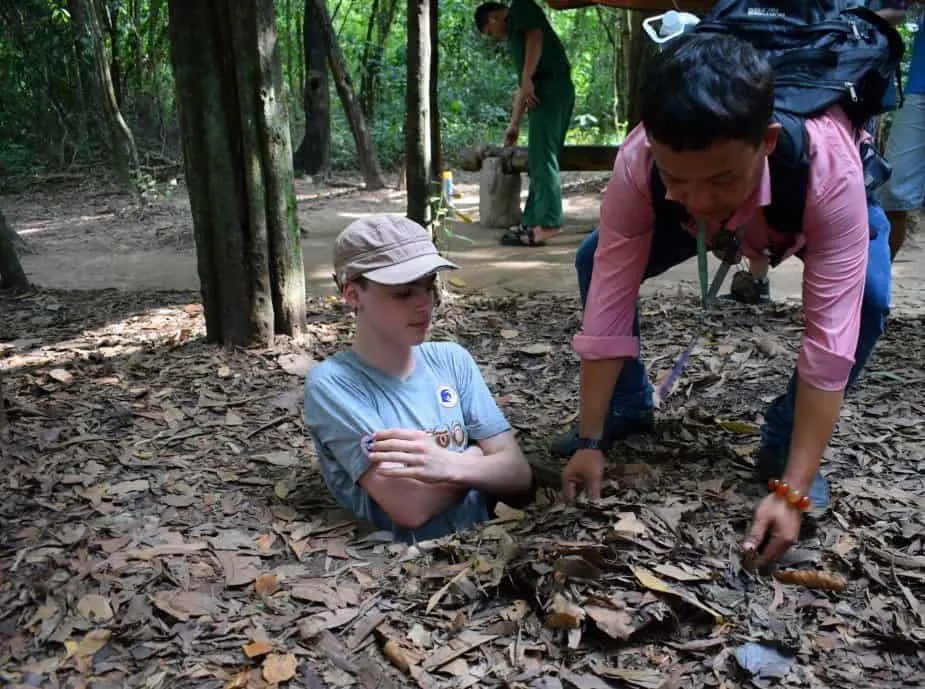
[627,10,658,128]
[311,0,386,190]
[358,0,400,122]
[167,0,306,346]
[0,209,29,290]
[406,0,431,226]
[286,0,296,96]
[296,0,305,96]
[84,0,139,187]
[479,158,522,229]
[104,3,123,108]
[615,9,631,125]
[428,0,441,180]
[358,0,381,120]
[293,0,331,176]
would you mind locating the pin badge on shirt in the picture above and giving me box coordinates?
[437,385,458,408]
[361,434,374,453]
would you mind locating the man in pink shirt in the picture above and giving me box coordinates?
[560,33,892,568]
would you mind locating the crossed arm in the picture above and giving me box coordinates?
[362,429,533,529]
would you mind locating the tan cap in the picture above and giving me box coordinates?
[333,215,457,286]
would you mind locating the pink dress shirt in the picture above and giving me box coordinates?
[573,106,870,391]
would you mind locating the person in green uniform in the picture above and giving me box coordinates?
[476,1,576,247]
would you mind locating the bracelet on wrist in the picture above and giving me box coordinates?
[768,479,812,512]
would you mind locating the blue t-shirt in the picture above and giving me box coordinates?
[304,341,511,543]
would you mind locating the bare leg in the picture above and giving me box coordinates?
[887,210,907,262]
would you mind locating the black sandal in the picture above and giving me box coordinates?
[500,225,545,247]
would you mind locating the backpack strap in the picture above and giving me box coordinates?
[650,114,810,266]
[763,112,810,264]
[650,165,689,228]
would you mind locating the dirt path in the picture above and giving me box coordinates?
[4,173,924,311]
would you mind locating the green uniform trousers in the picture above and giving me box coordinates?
[523,76,575,228]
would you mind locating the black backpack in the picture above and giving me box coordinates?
[650,0,905,255]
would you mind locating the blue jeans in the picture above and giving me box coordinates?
[575,197,892,451]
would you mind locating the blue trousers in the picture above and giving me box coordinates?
[575,197,892,453]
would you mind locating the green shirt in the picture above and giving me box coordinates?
[507,0,571,91]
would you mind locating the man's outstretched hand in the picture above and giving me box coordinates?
[562,448,605,503]
[503,124,520,147]
[742,493,802,569]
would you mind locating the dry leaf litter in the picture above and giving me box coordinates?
[1,286,923,689]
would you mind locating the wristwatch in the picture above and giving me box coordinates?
[576,437,603,451]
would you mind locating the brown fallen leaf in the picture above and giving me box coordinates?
[425,565,471,614]
[519,342,552,356]
[64,629,110,661]
[243,640,274,658]
[631,566,724,623]
[126,542,208,560]
[262,653,298,683]
[594,665,666,689]
[150,590,216,621]
[76,594,114,623]
[255,533,278,550]
[255,572,280,597]
[382,639,410,673]
[653,563,714,582]
[584,604,636,640]
[217,552,263,587]
[108,479,150,496]
[559,669,615,689]
[278,353,318,377]
[48,368,74,385]
[545,593,585,629]
[254,451,298,467]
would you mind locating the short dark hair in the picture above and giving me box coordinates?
[475,2,506,32]
[640,33,774,151]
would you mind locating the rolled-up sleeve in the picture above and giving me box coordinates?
[572,126,655,360]
[796,116,869,390]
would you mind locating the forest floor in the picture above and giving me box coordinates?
[1,174,924,689]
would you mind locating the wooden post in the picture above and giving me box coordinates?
[479,157,522,229]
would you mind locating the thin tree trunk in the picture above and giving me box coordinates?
[358,0,399,124]
[296,0,305,95]
[0,210,28,290]
[406,0,431,226]
[167,0,306,345]
[311,0,385,190]
[615,9,631,126]
[428,0,441,180]
[286,0,296,97]
[130,0,142,91]
[147,0,164,86]
[293,0,330,176]
[627,10,657,128]
[104,3,123,108]
[85,0,140,187]
[358,0,381,120]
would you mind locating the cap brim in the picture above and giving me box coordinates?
[362,253,458,285]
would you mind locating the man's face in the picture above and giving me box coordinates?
[481,10,508,40]
[344,275,437,348]
[649,125,779,224]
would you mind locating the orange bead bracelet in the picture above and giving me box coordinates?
[768,479,812,512]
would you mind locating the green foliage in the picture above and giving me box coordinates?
[3,1,922,179]
[5,2,922,179]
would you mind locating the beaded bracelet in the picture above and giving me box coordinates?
[768,479,812,512]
